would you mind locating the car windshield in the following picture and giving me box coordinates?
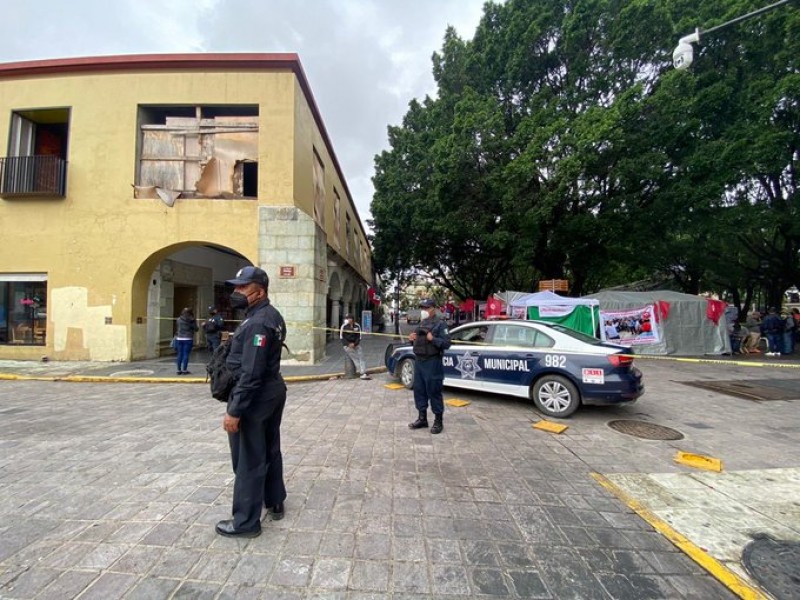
[451,325,488,344]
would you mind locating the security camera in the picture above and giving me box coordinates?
[673,29,701,70]
[673,41,694,70]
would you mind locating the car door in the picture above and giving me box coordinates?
[443,323,491,392]
[479,323,555,399]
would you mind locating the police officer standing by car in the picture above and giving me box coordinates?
[215,266,288,538]
[408,298,451,434]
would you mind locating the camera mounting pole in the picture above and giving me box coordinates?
[672,0,795,69]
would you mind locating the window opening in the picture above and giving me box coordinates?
[0,276,47,345]
[136,105,258,200]
[2,108,69,197]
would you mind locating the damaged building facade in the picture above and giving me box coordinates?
[0,54,373,362]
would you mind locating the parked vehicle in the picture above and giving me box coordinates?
[385,319,643,417]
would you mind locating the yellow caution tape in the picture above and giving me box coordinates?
[674,451,723,472]
[532,420,568,434]
[445,398,471,407]
[624,353,800,369]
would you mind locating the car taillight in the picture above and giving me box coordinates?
[607,353,634,368]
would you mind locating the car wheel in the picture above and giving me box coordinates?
[531,374,580,418]
[398,358,415,389]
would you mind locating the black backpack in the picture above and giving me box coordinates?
[206,337,235,402]
[205,335,293,403]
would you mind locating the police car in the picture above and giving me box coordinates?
[385,319,643,418]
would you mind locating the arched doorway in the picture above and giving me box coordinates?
[131,243,252,359]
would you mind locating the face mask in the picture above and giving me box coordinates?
[420,310,430,320]
[229,291,249,309]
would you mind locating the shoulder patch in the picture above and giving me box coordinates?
[253,334,267,347]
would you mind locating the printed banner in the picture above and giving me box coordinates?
[600,305,660,346]
[538,305,576,318]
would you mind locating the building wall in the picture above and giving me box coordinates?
[0,56,372,361]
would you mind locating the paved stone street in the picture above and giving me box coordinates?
[0,364,753,600]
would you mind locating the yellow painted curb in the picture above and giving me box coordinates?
[674,451,723,472]
[445,399,471,407]
[532,420,568,434]
[384,383,406,390]
[0,367,387,385]
[592,473,769,600]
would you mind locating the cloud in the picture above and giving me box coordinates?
[0,0,489,226]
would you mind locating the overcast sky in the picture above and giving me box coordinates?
[0,0,491,230]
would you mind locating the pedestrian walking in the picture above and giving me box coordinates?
[340,313,371,380]
[408,298,451,434]
[215,266,287,538]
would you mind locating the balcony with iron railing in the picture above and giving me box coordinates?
[0,155,67,198]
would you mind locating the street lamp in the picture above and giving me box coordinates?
[673,0,795,70]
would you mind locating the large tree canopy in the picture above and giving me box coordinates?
[369,0,799,309]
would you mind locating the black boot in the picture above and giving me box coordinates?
[408,410,429,429]
[431,414,443,434]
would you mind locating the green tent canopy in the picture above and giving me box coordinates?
[505,291,600,337]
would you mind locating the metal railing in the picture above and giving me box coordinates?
[0,155,67,197]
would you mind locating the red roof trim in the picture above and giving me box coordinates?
[0,53,367,240]
[0,53,302,77]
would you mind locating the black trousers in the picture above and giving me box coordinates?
[228,384,287,531]
[413,356,444,415]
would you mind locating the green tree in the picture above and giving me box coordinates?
[371,0,800,305]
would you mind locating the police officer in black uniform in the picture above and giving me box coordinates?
[215,266,288,538]
[408,298,451,434]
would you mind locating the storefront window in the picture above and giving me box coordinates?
[0,277,47,345]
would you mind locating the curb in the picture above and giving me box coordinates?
[592,473,770,600]
[0,367,387,385]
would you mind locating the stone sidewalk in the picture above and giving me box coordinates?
[1,330,799,598]
[1,370,739,600]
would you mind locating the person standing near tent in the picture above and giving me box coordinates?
[781,309,795,355]
[761,307,783,356]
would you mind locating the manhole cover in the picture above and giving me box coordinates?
[743,534,800,600]
[108,369,155,377]
[607,419,684,440]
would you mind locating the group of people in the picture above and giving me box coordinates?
[172,305,227,375]
[604,316,653,340]
[731,307,800,356]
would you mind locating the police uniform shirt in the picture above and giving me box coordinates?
[413,315,451,360]
[225,298,286,418]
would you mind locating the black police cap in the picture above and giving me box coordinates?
[226,266,269,288]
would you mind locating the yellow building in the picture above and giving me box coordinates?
[0,53,372,362]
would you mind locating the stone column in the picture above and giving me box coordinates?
[258,206,327,363]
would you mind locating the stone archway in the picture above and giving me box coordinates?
[130,243,251,359]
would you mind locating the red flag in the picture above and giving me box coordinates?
[706,299,726,325]
[459,298,475,313]
[654,300,671,322]
[485,295,504,317]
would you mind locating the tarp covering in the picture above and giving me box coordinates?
[505,291,600,337]
[582,290,731,356]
